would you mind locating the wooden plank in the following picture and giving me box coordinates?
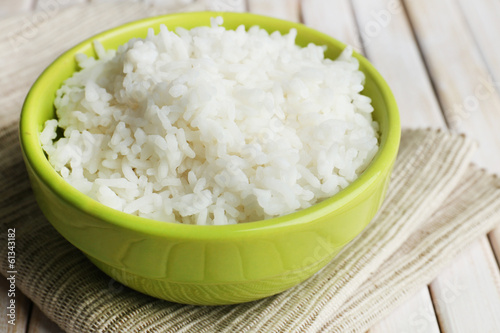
[368,287,441,333]
[430,237,500,332]
[0,277,31,333]
[90,0,139,2]
[0,0,34,18]
[27,306,65,333]
[34,0,87,10]
[404,0,500,331]
[301,0,362,52]
[302,1,441,332]
[456,0,500,276]
[198,0,246,12]
[247,0,299,22]
[346,0,443,330]
[457,0,500,84]
[404,0,500,171]
[351,0,445,129]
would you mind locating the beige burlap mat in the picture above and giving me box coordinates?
[2,2,500,333]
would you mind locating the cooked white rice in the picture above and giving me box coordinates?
[40,17,379,225]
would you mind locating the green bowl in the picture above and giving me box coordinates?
[19,12,400,305]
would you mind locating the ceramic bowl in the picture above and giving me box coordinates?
[19,12,400,305]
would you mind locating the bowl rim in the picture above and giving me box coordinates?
[19,11,400,240]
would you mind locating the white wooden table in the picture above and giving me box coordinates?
[1,0,500,332]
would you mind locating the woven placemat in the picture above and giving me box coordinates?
[1,2,500,332]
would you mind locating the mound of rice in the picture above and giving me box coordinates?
[40,17,379,225]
